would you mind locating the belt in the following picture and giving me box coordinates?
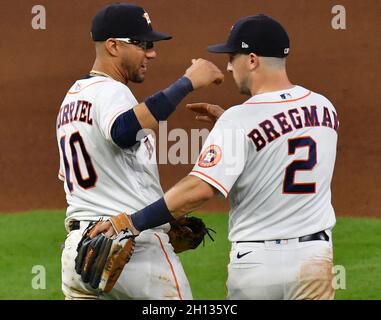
[236,230,329,244]
[68,221,81,231]
[69,220,98,232]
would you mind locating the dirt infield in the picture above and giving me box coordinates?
[0,0,380,217]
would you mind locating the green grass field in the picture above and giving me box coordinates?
[0,211,380,300]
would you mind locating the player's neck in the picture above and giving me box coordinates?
[91,60,128,85]
[250,71,293,96]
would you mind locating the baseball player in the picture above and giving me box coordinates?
[93,14,338,300]
[57,3,223,300]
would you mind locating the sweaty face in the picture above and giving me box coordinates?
[227,54,251,96]
[119,42,157,83]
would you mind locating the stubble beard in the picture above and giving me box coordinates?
[233,72,251,96]
[237,79,251,96]
[130,72,145,83]
[121,59,145,83]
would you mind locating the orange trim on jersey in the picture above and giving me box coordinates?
[67,80,108,94]
[154,233,183,300]
[191,170,229,195]
[245,91,312,105]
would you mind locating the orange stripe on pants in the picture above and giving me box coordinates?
[154,233,183,300]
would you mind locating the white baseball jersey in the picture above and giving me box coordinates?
[190,85,338,241]
[56,76,164,230]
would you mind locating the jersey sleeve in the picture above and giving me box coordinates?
[94,82,138,142]
[189,118,247,197]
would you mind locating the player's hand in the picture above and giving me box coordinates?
[89,220,117,239]
[184,59,224,90]
[186,103,225,123]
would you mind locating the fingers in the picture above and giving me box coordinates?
[89,221,112,239]
[187,103,223,115]
[185,58,223,89]
[190,58,221,72]
[205,61,224,85]
[195,115,214,123]
[203,60,224,85]
[104,228,116,239]
[186,103,224,124]
[186,103,210,114]
[213,73,224,85]
[208,105,224,117]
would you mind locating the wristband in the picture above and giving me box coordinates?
[145,76,193,121]
[130,197,174,231]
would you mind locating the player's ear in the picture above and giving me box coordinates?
[104,39,120,57]
[248,53,259,71]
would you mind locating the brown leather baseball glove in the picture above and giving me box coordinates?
[74,221,135,293]
[168,216,216,253]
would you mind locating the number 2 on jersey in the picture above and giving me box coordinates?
[283,136,316,194]
[60,132,97,192]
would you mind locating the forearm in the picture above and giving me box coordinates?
[164,176,215,219]
[111,77,193,148]
[130,176,216,231]
[135,76,194,130]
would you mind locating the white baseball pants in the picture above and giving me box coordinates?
[227,233,334,300]
[61,222,192,300]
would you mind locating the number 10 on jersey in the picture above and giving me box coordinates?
[60,132,97,192]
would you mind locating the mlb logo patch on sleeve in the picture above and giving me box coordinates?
[280,93,292,100]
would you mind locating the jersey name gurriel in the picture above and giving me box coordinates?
[248,105,339,152]
[56,100,93,128]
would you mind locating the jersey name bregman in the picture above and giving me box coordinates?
[57,100,93,129]
[248,105,339,152]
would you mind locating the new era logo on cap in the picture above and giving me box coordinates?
[284,48,290,54]
[242,42,249,48]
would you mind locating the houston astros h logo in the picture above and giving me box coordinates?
[143,12,151,25]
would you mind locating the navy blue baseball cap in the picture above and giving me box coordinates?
[91,3,172,42]
[208,14,290,57]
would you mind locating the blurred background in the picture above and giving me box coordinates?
[0,0,380,217]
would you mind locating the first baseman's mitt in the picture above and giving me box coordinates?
[74,221,135,293]
[168,216,216,253]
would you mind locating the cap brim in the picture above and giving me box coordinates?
[207,43,237,53]
[139,30,172,42]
